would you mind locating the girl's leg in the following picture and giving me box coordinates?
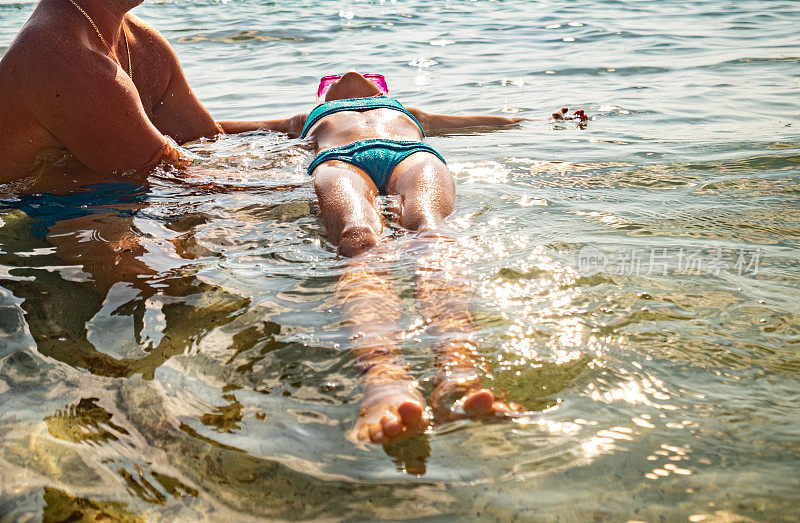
[415,246,515,420]
[314,162,426,443]
[387,153,455,232]
[389,155,516,420]
[314,161,383,258]
[336,263,426,443]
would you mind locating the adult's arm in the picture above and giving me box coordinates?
[131,16,317,141]
[143,22,222,143]
[137,18,309,141]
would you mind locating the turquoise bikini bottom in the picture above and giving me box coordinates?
[306,139,446,195]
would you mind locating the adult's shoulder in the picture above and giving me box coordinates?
[7,20,118,95]
[125,14,180,62]
[2,16,69,68]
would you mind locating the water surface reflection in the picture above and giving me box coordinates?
[2,0,800,519]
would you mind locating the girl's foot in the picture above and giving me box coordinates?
[431,368,517,422]
[350,379,427,444]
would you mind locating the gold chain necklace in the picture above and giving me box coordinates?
[67,0,133,81]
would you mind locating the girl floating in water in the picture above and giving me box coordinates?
[265,72,586,443]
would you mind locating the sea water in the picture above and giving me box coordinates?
[1,0,799,519]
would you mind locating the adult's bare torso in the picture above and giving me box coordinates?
[0,6,172,179]
[308,107,423,153]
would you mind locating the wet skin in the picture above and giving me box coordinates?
[1,21,581,442]
[274,73,537,444]
[0,0,297,184]
[0,0,290,388]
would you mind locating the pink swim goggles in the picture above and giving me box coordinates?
[317,73,389,98]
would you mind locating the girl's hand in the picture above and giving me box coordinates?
[551,107,588,121]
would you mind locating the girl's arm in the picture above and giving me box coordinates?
[217,112,308,138]
[406,107,527,133]
[406,107,587,133]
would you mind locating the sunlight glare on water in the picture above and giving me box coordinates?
[1,0,799,520]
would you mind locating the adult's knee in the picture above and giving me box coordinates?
[338,225,379,257]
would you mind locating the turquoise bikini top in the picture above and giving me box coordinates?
[299,96,425,138]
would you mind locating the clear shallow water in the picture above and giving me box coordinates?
[1,0,799,520]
